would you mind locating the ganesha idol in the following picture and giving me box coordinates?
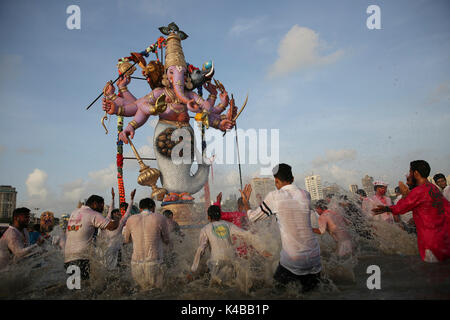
[102,24,235,224]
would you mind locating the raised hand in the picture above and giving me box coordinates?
[216,192,222,204]
[117,75,131,88]
[111,188,115,199]
[103,81,115,96]
[130,189,136,200]
[399,181,410,197]
[203,82,217,96]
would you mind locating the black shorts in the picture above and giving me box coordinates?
[273,263,321,293]
[64,259,90,280]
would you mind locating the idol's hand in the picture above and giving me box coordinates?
[203,82,217,96]
[219,119,234,131]
[117,75,131,88]
[119,125,135,143]
[103,81,115,96]
[102,98,116,115]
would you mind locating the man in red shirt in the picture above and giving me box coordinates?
[373,160,450,262]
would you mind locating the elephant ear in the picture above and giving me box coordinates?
[168,22,179,32]
[178,31,189,40]
[159,26,170,35]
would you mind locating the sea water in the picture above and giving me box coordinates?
[1,194,449,300]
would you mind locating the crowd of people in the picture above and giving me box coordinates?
[0,160,449,294]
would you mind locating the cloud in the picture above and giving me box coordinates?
[25,169,48,199]
[312,149,356,167]
[229,16,266,36]
[427,81,450,105]
[267,25,343,78]
[326,164,359,187]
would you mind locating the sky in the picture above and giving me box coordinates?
[0,0,449,216]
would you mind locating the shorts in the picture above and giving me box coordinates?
[273,263,321,293]
[64,259,90,280]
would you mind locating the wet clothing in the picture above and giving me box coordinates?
[101,201,131,270]
[0,226,38,270]
[123,210,170,289]
[318,210,353,257]
[64,206,111,263]
[273,263,321,293]
[389,183,450,262]
[213,201,250,257]
[191,220,265,273]
[247,184,322,276]
[363,195,394,223]
[443,186,450,202]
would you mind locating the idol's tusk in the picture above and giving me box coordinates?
[205,61,214,78]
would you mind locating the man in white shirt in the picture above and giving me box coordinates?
[241,163,322,293]
[189,205,270,284]
[64,195,119,280]
[101,188,135,270]
[433,173,450,201]
[0,207,43,270]
[123,198,170,290]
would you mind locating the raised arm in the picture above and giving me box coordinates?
[8,233,38,259]
[119,88,167,143]
[107,187,115,219]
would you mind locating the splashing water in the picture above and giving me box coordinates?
[1,192,449,300]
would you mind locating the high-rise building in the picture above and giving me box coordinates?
[322,184,340,198]
[361,175,374,197]
[0,185,17,221]
[305,175,323,201]
[249,177,276,207]
[349,184,358,194]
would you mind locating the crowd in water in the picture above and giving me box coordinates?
[0,160,449,299]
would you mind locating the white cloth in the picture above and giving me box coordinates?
[362,195,394,223]
[123,210,170,289]
[191,220,265,273]
[123,210,170,264]
[100,201,132,270]
[247,184,321,276]
[443,186,450,202]
[64,206,111,263]
[0,226,38,270]
[131,260,166,289]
